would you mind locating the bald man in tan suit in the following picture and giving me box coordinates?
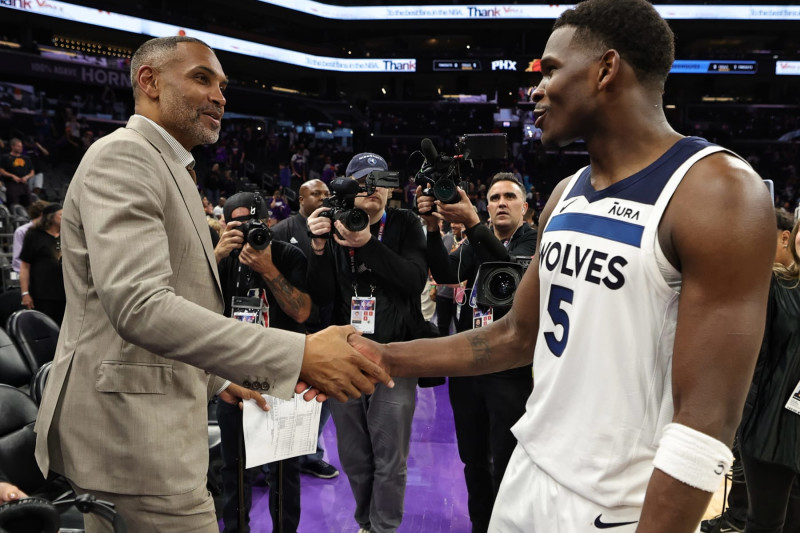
[34,36,391,532]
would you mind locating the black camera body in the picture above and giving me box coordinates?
[239,219,272,250]
[320,171,400,236]
[230,191,271,256]
[474,255,532,310]
[414,134,508,212]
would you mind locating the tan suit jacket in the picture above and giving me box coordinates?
[34,115,305,495]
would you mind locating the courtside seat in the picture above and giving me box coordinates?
[6,310,59,377]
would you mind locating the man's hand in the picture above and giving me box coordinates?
[214,221,244,263]
[434,188,481,228]
[307,206,332,238]
[415,185,440,232]
[219,382,269,411]
[21,293,33,310]
[239,242,278,278]
[300,325,394,402]
[0,482,28,502]
[333,220,372,248]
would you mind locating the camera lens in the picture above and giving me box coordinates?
[434,179,460,204]
[342,208,369,232]
[486,268,520,306]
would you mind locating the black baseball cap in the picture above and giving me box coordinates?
[223,192,269,221]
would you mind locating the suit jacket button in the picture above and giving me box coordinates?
[204,370,210,375]
[243,380,252,389]
[262,382,270,391]
[252,381,261,391]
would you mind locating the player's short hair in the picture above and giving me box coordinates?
[130,36,210,97]
[553,0,675,90]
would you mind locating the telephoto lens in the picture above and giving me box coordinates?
[336,208,370,232]
[240,220,272,250]
[433,178,461,204]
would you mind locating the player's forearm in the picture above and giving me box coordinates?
[384,312,534,377]
[636,469,713,533]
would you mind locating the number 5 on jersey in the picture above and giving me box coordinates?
[544,285,573,357]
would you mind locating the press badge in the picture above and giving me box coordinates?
[232,293,265,327]
[350,296,376,334]
[784,379,800,416]
[472,306,493,329]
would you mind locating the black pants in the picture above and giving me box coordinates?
[741,450,800,533]
[435,297,457,337]
[448,374,532,533]
[217,399,301,533]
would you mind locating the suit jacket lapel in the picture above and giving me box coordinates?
[126,116,222,295]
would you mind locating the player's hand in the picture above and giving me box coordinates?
[219,382,269,411]
[300,325,394,402]
[346,333,391,375]
[21,293,33,310]
[295,381,328,402]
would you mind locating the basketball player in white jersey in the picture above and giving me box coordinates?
[342,0,776,531]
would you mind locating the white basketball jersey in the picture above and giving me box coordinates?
[512,137,726,509]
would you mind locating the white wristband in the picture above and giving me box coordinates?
[653,423,733,493]
[21,291,29,296]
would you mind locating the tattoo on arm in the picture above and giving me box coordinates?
[468,330,491,366]
[264,272,310,322]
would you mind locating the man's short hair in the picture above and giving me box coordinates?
[553,0,675,90]
[776,208,794,232]
[489,172,526,198]
[129,36,210,97]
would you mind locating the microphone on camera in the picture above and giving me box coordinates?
[421,138,438,166]
[329,177,361,195]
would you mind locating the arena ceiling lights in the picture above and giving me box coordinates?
[0,0,415,73]
[257,1,800,21]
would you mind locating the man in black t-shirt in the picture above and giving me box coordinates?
[20,203,64,325]
[0,138,34,207]
[215,192,311,533]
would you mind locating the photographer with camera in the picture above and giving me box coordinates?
[215,192,311,533]
[418,171,536,533]
[306,152,427,533]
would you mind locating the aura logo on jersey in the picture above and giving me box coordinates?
[539,241,627,290]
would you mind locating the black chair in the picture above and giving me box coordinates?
[0,328,32,389]
[0,385,124,533]
[0,290,24,331]
[28,361,52,406]
[6,310,59,376]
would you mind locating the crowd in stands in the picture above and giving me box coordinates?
[1,80,799,236]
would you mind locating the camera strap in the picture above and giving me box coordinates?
[348,212,386,333]
[347,211,386,297]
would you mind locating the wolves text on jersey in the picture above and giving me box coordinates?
[539,241,627,290]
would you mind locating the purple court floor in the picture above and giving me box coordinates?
[223,381,471,533]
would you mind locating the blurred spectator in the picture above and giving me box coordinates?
[12,200,49,272]
[20,203,65,325]
[0,137,34,207]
